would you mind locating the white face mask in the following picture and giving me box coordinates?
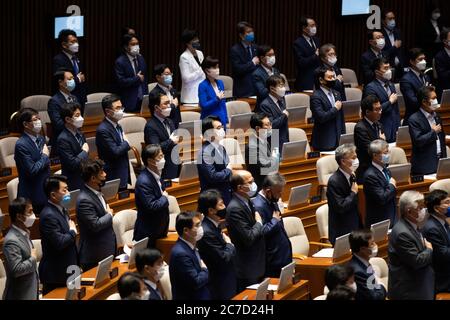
[195,226,204,241]
[351,158,360,173]
[309,27,317,36]
[266,56,276,67]
[370,245,378,258]
[245,182,258,198]
[69,42,79,54]
[260,128,272,139]
[275,87,286,98]
[382,69,393,81]
[112,109,124,121]
[32,120,42,134]
[376,38,386,50]
[156,158,166,172]
[208,68,220,79]
[430,99,440,110]
[130,45,140,56]
[155,265,166,282]
[416,60,427,71]
[417,208,428,223]
[159,106,172,118]
[72,116,84,129]
[432,13,441,21]
[348,282,357,293]
[328,56,338,66]
[24,213,36,228]
[214,128,226,141]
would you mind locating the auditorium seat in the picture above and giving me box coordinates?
[429,179,450,194]
[280,73,290,92]
[288,128,311,153]
[226,101,252,123]
[168,195,181,232]
[345,122,357,134]
[389,147,408,165]
[148,82,158,93]
[7,177,19,204]
[0,137,18,168]
[106,293,121,300]
[316,156,339,200]
[369,257,389,290]
[86,137,98,159]
[341,68,359,88]
[31,239,42,268]
[87,93,112,103]
[344,88,362,101]
[217,75,233,99]
[180,111,201,122]
[315,204,329,243]
[20,95,52,139]
[285,93,311,119]
[0,259,6,300]
[160,261,172,300]
[313,294,327,300]
[118,116,146,168]
[112,209,137,249]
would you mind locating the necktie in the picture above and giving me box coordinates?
[350,174,356,185]
[35,137,43,151]
[194,249,202,266]
[247,46,253,60]
[133,58,139,75]
[63,208,70,223]
[420,75,426,85]
[328,91,336,107]
[310,38,316,49]
[384,83,391,96]
[382,168,390,182]
[75,132,83,147]
[155,282,164,300]
[116,125,124,142]
[72,56,79,75]
[373,123,379,137]
[277,99,284,111]
[163,119,171,136]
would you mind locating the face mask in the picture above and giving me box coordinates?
[216,208,227,219]
[376,38,386,50]
[66,79,76,92]
[348,282,357,293]
[130,45,140,56]
[382,70,392,81]
[260,128,272,139]
[430,99,440,110]
[195,226,204,241]
[351,158,360,172]
[244,32,255,43]
[328,56,338,66]
[245,182,258,198]
[266,56,276,67]
[417,208,427,223]
[155,265,166,282]
[387,20,396,30]
[156,158,166,171]
[382,153,390,165]
[215,128,226,141]
[325,80,336,88]
[141,290,150,300]
[416,60,427,71]
[432,13,441,21]
[309,27,317,36]
[208,68,220,79]
[69,43,79,54]
[72,116,84,129]
[61,193,71,207]
[163,75,173,86]
[370,245,378,258]
[32,120,42,134]
[275,87,286,98]
[24,213,36,228]
[191,42,201,50]
[112,109,124,121]
[159,106,172,118]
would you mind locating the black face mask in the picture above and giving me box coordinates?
[191,42,201,50]
[216,208,227,219]
[324,80,336,88]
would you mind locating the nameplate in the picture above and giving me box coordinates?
[307,152,321,159]
[0,168,12,177]
[163,180,172,189]
[109,267,119,280]
[50,158,61,166]
[292,273,302,285]
[310,195,322,204]
[77,287,86,300]
[118,190,131,200]
[411,175,424,183]
[307,117,314,124]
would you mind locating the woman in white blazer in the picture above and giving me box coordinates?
[179,29,205,104]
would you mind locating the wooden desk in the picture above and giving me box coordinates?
[232,278,310,300]
[166,180,201,212]
[279,157,322,200]
[283,201,328,242]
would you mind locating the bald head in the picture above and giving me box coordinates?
[230,170,254,197]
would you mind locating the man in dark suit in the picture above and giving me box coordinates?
[48,69,80,147]
[423,190,450,294]
[293,16,321,92]
[255,75,290,153]
[76,159,116,271]
[362,58,400,143]
[136,248,168,300]
[409,86,446,175]
[144,93,180,180]
[39,175,78,295]
[2,198,39,300]
[57,102,89,191]
[253,173,292,278]
[354,95,385,183]
[96,94,130,190]
[117,272,148,300]
[360,30,387,85]
[169,211,210,300]
[14,108,51,215]
[133,145,170,248]
[388,191,435,300]
[400,48,432,125]
[348,230,387,300]
[319,43,346,101]
[252,45,281,106]
[150,64,182,128]
[197,116,233,205]
[363,139,397,228]
[327,144,362,245]
[310,67,345,151]
[197,190,237,300]
[53,29,87,107]
[226,170,265,291]
[418,6,443,63]
[115,34,149,112]
[435,29,450,98]
[381,10,404,81]
[229,21,259,98]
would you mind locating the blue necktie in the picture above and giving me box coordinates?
[247,46,253,60]
[382,168,390,182]
[75,132,83,147]
[116,125,124,142]
[72,56,79,75]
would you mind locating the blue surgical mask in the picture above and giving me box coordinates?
[61,194,71,207]
[163,75,173,86]
[387,20,396,29]
[244,32,255,43]
[382,153,390,165]
[66,79,76,92]
[246,182,258,198]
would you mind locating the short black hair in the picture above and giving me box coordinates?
[367,29,383,41]
[257,45,273,59]
[237,21,253,35]
[148,92,167,115]
[417,86,436,105]
[53,68,73,88]
[425,189,449,214]
[118,272,143,299]
[142,144,162,167]
[371,57,390,72]
[299,16,314,29]
[44,175,68,198]
[58,29,77,46]
[266,74,285,91]
[121,26,136,36]
[122,34,139,49]
[202,56,219,71]
[18,108,38,131]
[175,211,202,237]
[440,28,450,42]
[197,190,222,216]
[181,29,198,44]
[230,173,245,192]
[326,285,355,300]
[325,265,354,291]
[314,66,332,89]
[381,9,395,20]
[250,113,269,130]
[407,48,425,63]
[60,102,81,122]
[136,248,163,273]
[101,94,122,113]
[9,197,30,223]
[201,115,221,135]
[153,64,170,79]
[349,230,373,253]
[81,159,105,183]
[361,95,380,116]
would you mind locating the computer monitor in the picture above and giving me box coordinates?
[388,163,411,185]
[342,100,361,119]
[102,179,120,202]
[339,133,354,146]
[177,161,199,183]
[176,120,202,139]
[396,126,411,146]
[341,0,371,16]
[229,113,254,131]
[371,219,390,243]
[287,106,308,124]
[255,278,270,300]
[287,184,312,209]
[93,255,114,288]
[281,140,308,162]
[437,158,450,179]
[277,261,296,293]
[140,95,149,114]
[83,102,104,118]
[332,233,351,259]
[128,237,149,269]
[440,89,450,107]
[63,189,80,211]
[54,16,84,39]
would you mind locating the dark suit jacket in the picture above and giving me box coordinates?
[252,65,280,106]
[114,53,149,112]
[418,20,443,60]
[321,62,347,101]
[245,135,274,189]
[435,49,450,97]
[400,71,432,124]
[76,187,116,266]
[360,49,387,85]
[133,168,170,247]
[226,194,265,283]
[14,134,51,209]
[144,117,180,180]
[229,42,258,98]
[363,164,397,228]
[408,110,446,175]
[381,27,404,73]
[363,80,400,143]
[48,91,79,146]
[293,36,321,91]
[143,281,163,300]
[310,88,345,151]
[95,119,130,189]
[354,119,384,183]
[422,215,450,293]
[39,202,78,285]
[57,128,88,191]
[326,170,362,245]
[149,84,182,128]
[388,218,435,300]
[256,96,289,153]
[252,194,292,277]
[198,79,228,127]
[347,256,387,300]
[197,142,232,205]
[169,239,210,300]
[197,218,237,300]
[52,52,87,106]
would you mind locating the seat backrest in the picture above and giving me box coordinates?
[112,209,137,248]
[106,293,121,300]
[119,117,147,161]
[20,95,52,112]
[313,294,327,300]
[148,82,158,93]
[283,217,309,256]
[285,93,311,118]
[369,257,389,289]
[389,147,407,165]
[87,92,112,103]
[168,195,180,232]
[316,204,329,241]
[180,111,201,122]
[226,101,251,121]
[316,156,338,186]
[160,262,172,300]
[280,73,290,92]
[341,68,359,88]
[220,138,245,165]
[0,259,6,300]
[0,137,18,168]
[288,128,311,153]
[394,83,401,94]
[217,75,233,99]
[344,88,362,101]
[345,122,357,135]
[31,239,42,263]
[7,177,19,204]
[430,179,450,194]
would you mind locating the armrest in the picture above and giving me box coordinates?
[292,253,308,261]
[130,146,142,168]
[309,241,332,248]
[317,184,328,200]
[319,237,331,244]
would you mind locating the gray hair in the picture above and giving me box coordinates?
[399,191,424,216]
[368,139,388,159]
[335,143,356,165]
[262,173,286,189]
